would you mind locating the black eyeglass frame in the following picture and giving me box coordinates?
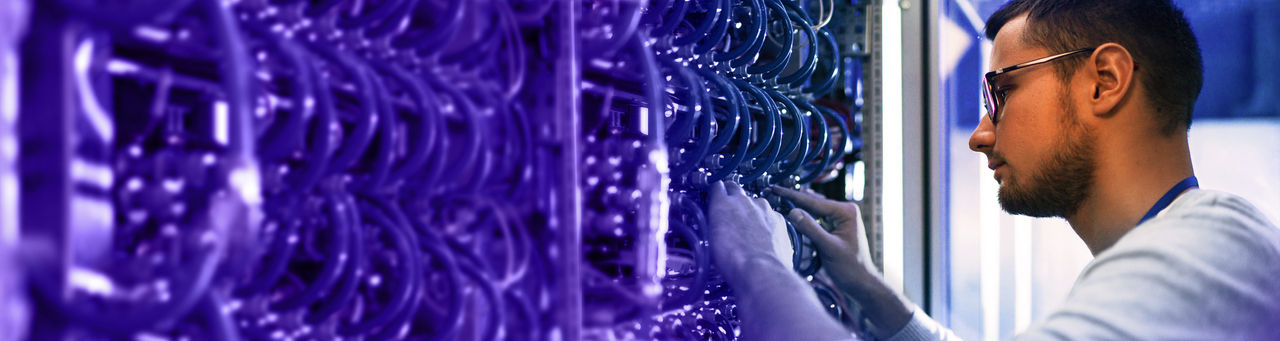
[981,47,1096,126]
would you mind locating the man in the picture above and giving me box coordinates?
[707,0,1280,340]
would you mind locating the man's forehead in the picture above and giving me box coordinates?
[989,15,1047,70]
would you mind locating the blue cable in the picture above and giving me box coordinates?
[769,89,809,178]
[634,31,669,145]
[448,239,506,341]
[702,70,752,183]
[198,291,241,341]
[304,42,378,176]
[272,195,351,311]
[733,78,777,161]
[694,0,734,54]
[654,0,691,38]
[715,0,766,64]
[366,0,420,39]
[729,0,770,68]
[234,217,299,296]
[801,28,842,96]
[247,27,312,161]
[306,192,367,323]
[289,50,337,193]
[456,83,500,191]
[746,0,795,77]
[338,0,405,30]
[422,75,485,194]
[669,64,716,178]
[304,0,346,17]
[701,69,741,155]
[777,10,820,86]
[375,63,442,188]
[737,83,783,184]
[661,194,709,309]
[505,290,541,339]
[672,0,724,46]
[799,105,847,184]
[513,0,557,24]
[441,10,504,69]
[400,200,467,340]
[594,0,646,58]
[661,57,703,147]
[358,74,398,192]
[643,0,674,24]
[790,101,830,182]
[394,0,467,53]
[340,198,421,336]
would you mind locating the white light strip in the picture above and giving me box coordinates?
[1014,215,1033,333]
[979,157,1000,341]
[70,159,113,190]
[1,50,17,245]
[977,38,1001,341]
[133,25,172,43]
[956,0,988,34]
[74,39,115,141]
[214,101,229,146]
[69,195,114,264]
[68,266,116,295]
[881,0,905,294]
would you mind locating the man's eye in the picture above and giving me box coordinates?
[995,87,1012,99]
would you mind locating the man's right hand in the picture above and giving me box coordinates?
[768,186,880,295]
[769,185,915,339]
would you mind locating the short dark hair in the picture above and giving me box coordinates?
[985,0,1202,135]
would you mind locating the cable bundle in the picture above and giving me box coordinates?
[576,0,866,339]
[16,0,561,339]
[8,0,872,339]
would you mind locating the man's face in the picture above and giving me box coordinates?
[969,15,1097,218]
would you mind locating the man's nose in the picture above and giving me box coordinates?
[969,115,995,153]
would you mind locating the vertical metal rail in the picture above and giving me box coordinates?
[1,0,30,339]
[17,1,76,338]
[901,0,930,309]
[861,0,886,272]
[925,0,950,324]
[556,0,583,339]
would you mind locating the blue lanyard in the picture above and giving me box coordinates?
[1137,176,1199,225]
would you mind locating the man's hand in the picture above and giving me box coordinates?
[706,181,854,340]
[768,186,879,293]
[770,185,914,338]
[706,181,793,281]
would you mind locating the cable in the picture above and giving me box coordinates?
[694,0,734,54]
[714,0,766,64]
[271,195,350,311]
[672,0,724,46]
[748,0,796,78]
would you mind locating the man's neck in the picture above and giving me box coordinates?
[1066,134,1195,256]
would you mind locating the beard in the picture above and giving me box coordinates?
[997,93,1097,218]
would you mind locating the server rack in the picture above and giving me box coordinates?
[0,0,887,339]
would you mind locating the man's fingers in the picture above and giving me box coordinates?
[785,208,840,252]
[769,186,843,216]
[726,181,748,197]
[709,181,728,200]
[752,197,771,212]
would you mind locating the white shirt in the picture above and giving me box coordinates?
[887,190,1280,340]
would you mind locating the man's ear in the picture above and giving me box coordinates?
[1088,43,1136,117]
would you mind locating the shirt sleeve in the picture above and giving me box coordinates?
[883,307,964,341]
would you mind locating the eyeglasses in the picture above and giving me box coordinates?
[981,47,1096,126]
